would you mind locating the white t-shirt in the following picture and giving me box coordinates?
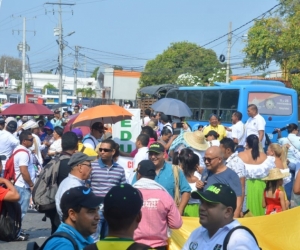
[231,120,245,146]
[13,145,35,188]
[182,220,260,250]
[30,134,43,165]
[141,116,151,126]
[245,113,266,144]
[48,138,62,155]
[0,130,19,170]
[128,147,149,184]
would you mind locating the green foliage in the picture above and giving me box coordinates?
[243,1,300,93]
[91,67,99,79]
[76,87,96,97]
[139,41,222,87]
[0,55,22,80]
[16,82,31,93]
[42,83,56,94]
[113,65,123,70]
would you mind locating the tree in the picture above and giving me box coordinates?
[243,1,300,92]
[91,67,99,79]
[76,88,84,97]
[176,73,203,86]
[42,83,56,94]
[16,82,31,93]
[139,41,223,87]
[76,87,96,97]
[0,55,22,80]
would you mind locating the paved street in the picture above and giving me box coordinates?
[0,210,51,250]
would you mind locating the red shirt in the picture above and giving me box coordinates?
[0,187,9,213]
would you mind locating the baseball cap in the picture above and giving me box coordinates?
[71,128,83,140]
[104,184,143,218]
[148,142,165,154]
[191,183,237,211]
[205,130,219,138]
[68,152,96,168]
[60,186,103,214]
[137,160,156,178]
[6,121,17,133]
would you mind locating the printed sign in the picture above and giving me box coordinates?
[248,92,292,116]
[47,88,73,96]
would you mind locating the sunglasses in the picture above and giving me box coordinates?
[203,157,219,163]
[25,138,34,142]
[80,163,92,168]
[99,148,112,152]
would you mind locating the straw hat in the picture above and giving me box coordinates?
[262,168,290,181]
[183,130,209,151]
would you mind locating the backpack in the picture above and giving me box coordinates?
[0,199,22,242]
[4,149,30,184]
[32,154,71,213]
[26,231,79,250]
[223,225,261,250]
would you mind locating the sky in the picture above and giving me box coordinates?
[0,0,279,78]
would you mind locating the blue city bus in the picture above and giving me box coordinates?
[165,79,298,143]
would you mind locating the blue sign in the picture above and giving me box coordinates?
[47,88,73,96]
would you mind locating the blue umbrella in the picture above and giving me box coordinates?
[151,98,192,117]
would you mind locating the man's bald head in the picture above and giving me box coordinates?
[204,146,224,172]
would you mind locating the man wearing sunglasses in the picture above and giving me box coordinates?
[12,130,35,240]
[83,122,105,150]
[90,139,126,241]
[55,152,96,220]
[199,146,243,218]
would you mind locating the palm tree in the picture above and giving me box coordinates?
[83,88,96,98]
[76,88,85,97]
[42,83,56,94]
[16,82,31,93]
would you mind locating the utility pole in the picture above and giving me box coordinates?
[226,22,232,83]
[45,1,75,104]
[21,17,26,103]
[3,60,6,94]
[74,45,79,97]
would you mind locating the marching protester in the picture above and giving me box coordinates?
[226,111,245,152]
[245,104,266,150]
[202,114,227,140]
[133,160,182,248]
[42,186,102,249]
[182,183,260,250]
[13,130,35,241]
[132,142,191,215]
[84,184,148,250]
[71,128,98,157]
[83,122,105,149]
[47,126,63,157]
[90,139,127,241]
[55,152,96,220]
[199,146,243,218]
[50,110,63,127]
[239,135,275,216]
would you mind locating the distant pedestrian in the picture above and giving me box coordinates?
[83,122,105,149]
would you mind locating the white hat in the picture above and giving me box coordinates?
[5,117,17,124]
[22,120,39,130]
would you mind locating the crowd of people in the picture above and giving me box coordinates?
[0,103,299,249]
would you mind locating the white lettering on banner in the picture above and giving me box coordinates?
[143,198,160,209]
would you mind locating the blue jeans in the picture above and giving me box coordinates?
[91,209,108,242]
[284,162,296,201]
[15,185,31,220]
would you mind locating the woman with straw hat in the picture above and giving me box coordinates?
[262,168,289,215]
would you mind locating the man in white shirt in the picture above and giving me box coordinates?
[55,152,96,219]
[141,108,151,127]
[245,104,266,147]
[226,111,245,152]
[83,122,105,149]
[13,130,36,240]
[160,114,173,134]
[183,183,260,250]
[128,134,149,183]
[220,138,246,216]
[0,120,19,176]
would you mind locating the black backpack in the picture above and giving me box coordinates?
[0,200,22,242]
[26,232,79,250]
[223,226,262,250]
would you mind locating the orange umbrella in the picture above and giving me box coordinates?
[73,105,133,127]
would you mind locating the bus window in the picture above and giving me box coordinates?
[200,91,220,120]
[186,90,202,120]
[248,92,292,116]
[178,90,186,103]
[167,89,178,99]
[219,90,239,122]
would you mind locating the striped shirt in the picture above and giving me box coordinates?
[90,158,126,197]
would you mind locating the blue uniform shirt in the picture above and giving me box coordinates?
[43,223,94,250]
[132,161,191,198]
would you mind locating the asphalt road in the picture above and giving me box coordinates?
[0,209,51,250]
